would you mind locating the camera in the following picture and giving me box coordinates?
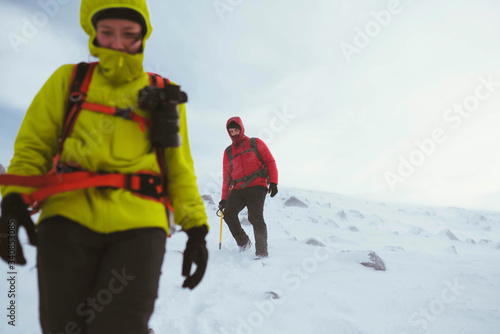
[138,84,188,148]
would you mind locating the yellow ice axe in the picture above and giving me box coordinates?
[217,209,223,250]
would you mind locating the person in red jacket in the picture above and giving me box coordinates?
[218,117,278,258]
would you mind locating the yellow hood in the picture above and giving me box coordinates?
[80,0,153,83]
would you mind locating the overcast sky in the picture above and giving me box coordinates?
[1,0,499,211]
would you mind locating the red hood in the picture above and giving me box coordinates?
[226,116,246,145]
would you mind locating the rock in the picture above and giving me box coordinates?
[349,210,365,219]
[444,246,458,255]
[337,210,347,221]
[438,229,460,241]
[304,237,326,247]
[0,164,5,174]
[201,195,214,205]
[284,196,308,208]
[348,226,359,232]
[337,250,386,271]
[467,214,490,228]
[465,238,476,244]
[361,251,386,271]
[408,227,431,238]
[265,291,280,300]
[325,218,340,228]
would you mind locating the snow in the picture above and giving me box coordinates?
[1,185,499,334]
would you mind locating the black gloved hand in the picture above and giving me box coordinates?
[268,183,278,198]
[0,193,37,265]
[182,225,209,289]
[218,199,226,211]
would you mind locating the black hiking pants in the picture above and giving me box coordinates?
[37,216,166,334]
[224,186,268,257]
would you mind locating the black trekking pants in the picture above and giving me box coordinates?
[37,216,166,334]
[224,186,268,256]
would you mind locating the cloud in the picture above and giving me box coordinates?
[1,0,499,211]
[0,1,87,112]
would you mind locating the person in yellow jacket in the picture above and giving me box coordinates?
[0,1,209,333]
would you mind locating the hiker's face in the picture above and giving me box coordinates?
[95,19,143,54]
[229,128,240,137]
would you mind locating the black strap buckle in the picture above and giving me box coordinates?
[115,107,132,119]
[126,173,163,199]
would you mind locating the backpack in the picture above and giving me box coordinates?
[225,137,269,188]
[0,62,173,212]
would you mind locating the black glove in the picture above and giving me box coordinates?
[268,183,278,198]
[182,225,208,289]
[0,193,37,266]
[218,199,226,211]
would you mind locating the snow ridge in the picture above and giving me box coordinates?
[1,187,499,334]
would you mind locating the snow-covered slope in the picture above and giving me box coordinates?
[1,186,499,334]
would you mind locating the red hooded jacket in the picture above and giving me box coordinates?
[222,117,278,200]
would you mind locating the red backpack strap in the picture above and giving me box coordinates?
[0,170,166,211]
[147,72,170,88]
[51,62,97,173]
[60,62,98,150]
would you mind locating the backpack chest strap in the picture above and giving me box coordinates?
[81,101,152,132]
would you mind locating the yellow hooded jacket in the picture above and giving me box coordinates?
[1,0,208,234]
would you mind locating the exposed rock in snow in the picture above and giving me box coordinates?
[284,196,308,208]
[467,214,491,230]
[348,210,365,219]
[444,246,458,255]
[438,229,460,241]
[408,227,431,237]
[202,195,215,205]
[337,250,387,271]
[337,210,347,221]
[265,291,280,300]
[304,237,326,247]
[324,218,340,228]
[361,251,386,271]
[0,163,5,174]
[348,225,360,232]
[465,238,476,244]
